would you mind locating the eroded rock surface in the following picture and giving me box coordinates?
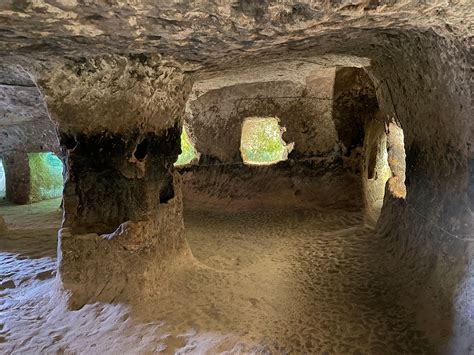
[38,54,191,134]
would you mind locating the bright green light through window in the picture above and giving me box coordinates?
[175,128,197,166]
[28,152,64,202]
[240,117,291,165]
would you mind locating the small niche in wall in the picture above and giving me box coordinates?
[240,117,293,165]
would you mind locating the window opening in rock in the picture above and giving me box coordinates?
[0,158,5,199]
[28,152,64,202]
[240,117,292,165]
[175,127,197,166]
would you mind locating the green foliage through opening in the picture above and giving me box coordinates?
[240,117,288,165]
[28,152,64,202]
[175,128,197,166]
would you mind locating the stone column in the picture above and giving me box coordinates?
[38,54,192,308]
[4,151,31,204]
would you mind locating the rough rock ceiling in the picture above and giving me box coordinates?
[191,58,369,96]
[0,0,471,149]
[0,0,471,74]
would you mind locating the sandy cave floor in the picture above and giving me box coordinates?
[0,198,434,354]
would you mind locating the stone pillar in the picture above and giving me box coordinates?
[57,128,188,308]
[38,54,192,308]
[4,151,31,204]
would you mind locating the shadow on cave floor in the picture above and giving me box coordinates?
[0,200,435,353]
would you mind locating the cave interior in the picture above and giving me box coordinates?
[0,1,472,353]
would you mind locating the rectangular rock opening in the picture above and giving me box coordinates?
[240,116,292,165]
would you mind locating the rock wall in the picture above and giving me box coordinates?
[61,129,181,235]
[188,68,337,163]
[180,161,363,212]
[183,66,379,212]
[361,32,473,351]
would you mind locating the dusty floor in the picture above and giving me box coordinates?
[0,198,434,354]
